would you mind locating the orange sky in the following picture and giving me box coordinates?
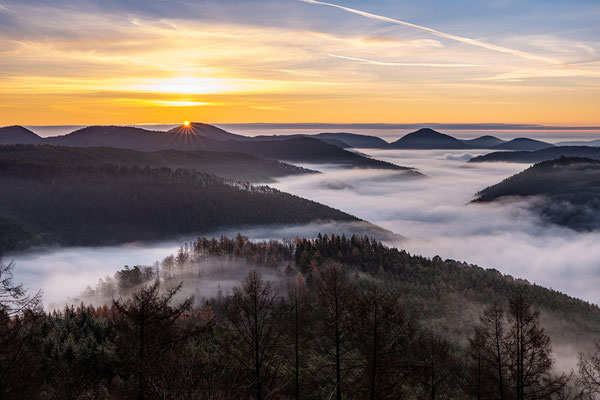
[0,1,598,126]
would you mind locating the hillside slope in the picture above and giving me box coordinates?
[474,157,600,230]
[389,128,471,149]
[0,161,360,252]
[0,125,44,145]
[460,135,505,148]
[469,146,600,163]
[314,132,389,148]
[294,235,600,348]
[491,137,554,151]
[0,145,317,183]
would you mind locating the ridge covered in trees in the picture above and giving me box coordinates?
[0,144,318,183]
[0,162,360,252]
[474,157,600,231]
[2,235,599,398]
[0,124,411,170]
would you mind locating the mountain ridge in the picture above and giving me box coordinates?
[469,146,600,163]
[11,123,410,170]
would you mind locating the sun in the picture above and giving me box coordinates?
[184,121,190,127]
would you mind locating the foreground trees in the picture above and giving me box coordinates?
[2,235,599,399]
[113,281,193,399]
[226,270,282,400]
[578,341,600,397]
[468,294,568,400]
[0,258,43,399]
[353,284,416,400]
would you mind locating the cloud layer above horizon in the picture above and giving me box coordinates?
[0,0,598,125]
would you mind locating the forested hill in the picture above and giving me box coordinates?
[474,157,600,230]
[7,124,411,170]
[59,234,600,399]
[469,145,600,163]
[205,136,413,170]
[295,235,600,341]
[0,144,317,183]
[0,161,359,252]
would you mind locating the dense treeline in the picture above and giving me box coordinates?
[0,144,317,183]
[2,235,599,399]
[0,162,357,252]
[469,147,600,164]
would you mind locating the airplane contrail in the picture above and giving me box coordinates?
[327,54,478,68]
[300,0,565,66]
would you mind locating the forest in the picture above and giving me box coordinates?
[0,144,317,183]
[0,161,358,252]
[1,235,599,399]
[474,157,600,230]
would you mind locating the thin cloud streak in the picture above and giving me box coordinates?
[300,0,566,65]
[328,53,478,68]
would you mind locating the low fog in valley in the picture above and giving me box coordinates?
[273,149,600,304]
[9,148,600,307]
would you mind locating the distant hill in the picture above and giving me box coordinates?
[7,124,409,170]
[460,135,505,148]
[491,138,554,151]
[474,157,600,230]
[206,137,415,170]
[251,134,350,148]
[389,128,471,149]
[556,139,600,147]
[314,132,389,148]
[469,146,600,163]
[0,125,44,145]
[46,125,173,151]
[0,145,317,183]
[0,161,360,252]
[249,132,388,149]
[167,122,249,141]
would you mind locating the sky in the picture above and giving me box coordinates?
[0,0,599,126]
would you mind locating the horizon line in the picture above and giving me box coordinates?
[15,122,600,131]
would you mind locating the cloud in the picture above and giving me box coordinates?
[327,54,478,68]
[271,150,600,305]
[299,0,566,65]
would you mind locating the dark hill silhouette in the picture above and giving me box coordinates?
[205,136,416,170]
[0,161,361,252]
[491,137,554,151]
[469,146,600,163]
[556,139,600,147]
[460,135,505,148]
[46,125,171,151]
[168,122,249,141]
[0,144,317,183]
[314,132,389,148]
[389,128,471,149]
[15,124,409,170]
[474,157,600,230]
[251,134,351,148]
[0,125,44,145]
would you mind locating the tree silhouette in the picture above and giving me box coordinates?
[113,280,193,399]
[578,341,600,397]
[226,270,282,400]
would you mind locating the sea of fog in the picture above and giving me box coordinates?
[7,149,600,307]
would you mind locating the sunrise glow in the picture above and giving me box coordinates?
[0,1,598,126]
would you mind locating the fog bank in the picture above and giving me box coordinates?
[273,149,600,304]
